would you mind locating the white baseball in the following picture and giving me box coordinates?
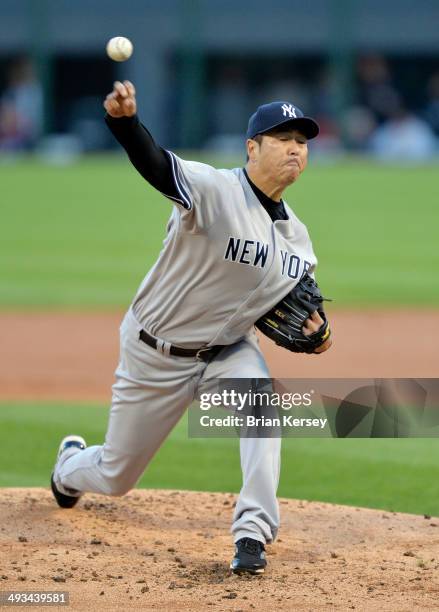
[106,37,133,62]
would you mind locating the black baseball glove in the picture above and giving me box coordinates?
[255,274,331,354]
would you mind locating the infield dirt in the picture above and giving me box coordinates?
[0,310,437,401]
[1,310,438,610]
[1,488,438,611]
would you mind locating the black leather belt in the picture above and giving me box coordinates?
[139,329,226,362]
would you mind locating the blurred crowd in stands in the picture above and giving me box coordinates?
[324,54,439,161]
[1,53,438,160]
[207,54,439,160]
[0,57,43,152]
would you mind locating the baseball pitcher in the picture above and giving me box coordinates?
[51,80,332,575]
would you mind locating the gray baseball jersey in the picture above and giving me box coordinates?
[132,153,317,348]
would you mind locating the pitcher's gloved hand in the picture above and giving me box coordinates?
[255,273,332,354]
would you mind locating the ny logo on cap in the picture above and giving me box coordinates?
[281,104,297,118]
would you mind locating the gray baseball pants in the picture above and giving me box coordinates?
[53,308,280,544]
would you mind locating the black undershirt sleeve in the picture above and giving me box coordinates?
[105,114,287,222]
[104,113,180,200]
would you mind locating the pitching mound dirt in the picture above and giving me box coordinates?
[0,488,438,610]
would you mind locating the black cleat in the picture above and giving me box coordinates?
[51,435,86,509]
[230,537,267,575]
[50,473,81,508]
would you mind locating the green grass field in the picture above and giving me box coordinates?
[1,155,439,308]
[1,403,438,516]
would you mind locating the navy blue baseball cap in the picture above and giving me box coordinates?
[246,101,319,140]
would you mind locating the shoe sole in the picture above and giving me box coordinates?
[57,435,87,460]
[230,565,265,575]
